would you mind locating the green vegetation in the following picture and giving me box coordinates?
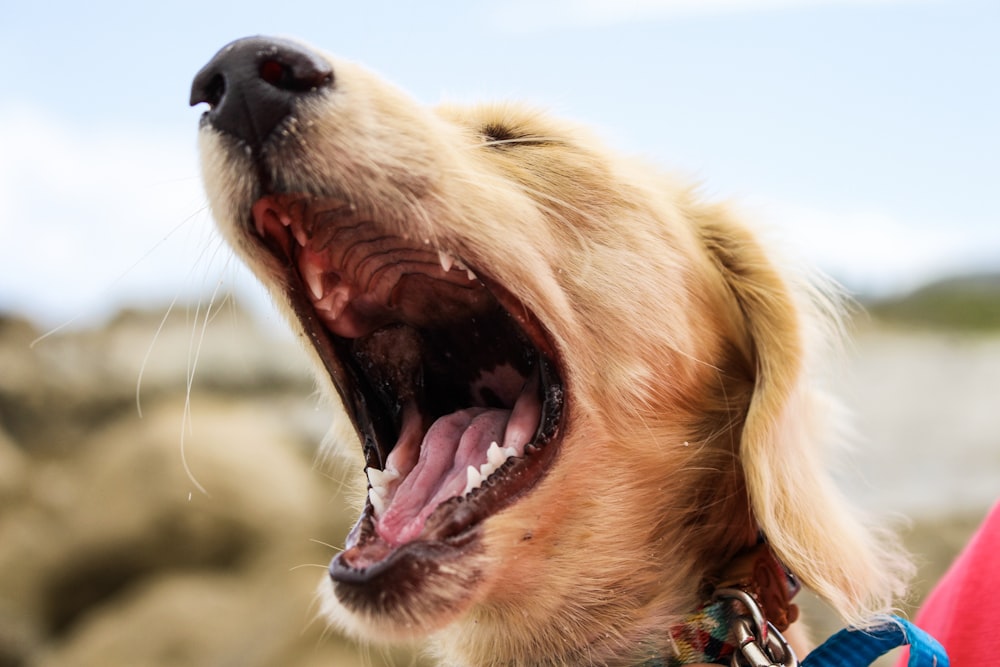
[865,273,1000,332]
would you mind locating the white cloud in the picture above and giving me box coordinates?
[744,196,1000,295]
[493,0,921,31]
[0,105,250,328]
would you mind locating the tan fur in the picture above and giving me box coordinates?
[199,43,912,667]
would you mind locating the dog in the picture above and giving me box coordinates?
[191,36,911,666]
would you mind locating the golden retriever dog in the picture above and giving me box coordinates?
[191,36,910,666]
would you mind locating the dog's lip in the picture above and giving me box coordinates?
[329,527,478,585]
[247,192,566,576]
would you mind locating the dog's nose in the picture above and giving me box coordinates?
[190,36,334,151]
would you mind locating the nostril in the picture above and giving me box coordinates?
[200,73,226,109]
[259,59,287,88]
[258,55,333,93]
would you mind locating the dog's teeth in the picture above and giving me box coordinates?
[292,225,308,247]
[437,250,455,273]
[487,441,506,468]
[302,265,326,301]
[315,286,351,321]
[474,443,519,486]
[464,465,483,495]
[366,466,400,488]
[366,465,394,517]
[368,482,389,504]
[368,487,386,516]
[451,257,478,282]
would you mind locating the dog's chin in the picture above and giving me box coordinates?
[317,542,488,641]
[324,516,487,638]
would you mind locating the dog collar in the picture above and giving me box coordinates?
[642,543,801,666]
[641,544,950,667]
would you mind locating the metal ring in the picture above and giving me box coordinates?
[713,587,769,645]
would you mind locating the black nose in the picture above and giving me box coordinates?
[190,36,334,151]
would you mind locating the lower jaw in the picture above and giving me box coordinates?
[330,386,562,582]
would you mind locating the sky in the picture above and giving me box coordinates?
[2,0,997,330]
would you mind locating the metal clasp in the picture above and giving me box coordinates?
[714,588,799,667]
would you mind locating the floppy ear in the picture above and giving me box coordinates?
[698,213,910,626]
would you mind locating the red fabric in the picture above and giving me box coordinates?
[897,501,1000,666]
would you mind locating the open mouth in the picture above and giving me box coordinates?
[250,194,564,590]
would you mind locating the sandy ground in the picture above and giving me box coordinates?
[835,325,1000,518]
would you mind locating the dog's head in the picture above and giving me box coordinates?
[192,37,908,665]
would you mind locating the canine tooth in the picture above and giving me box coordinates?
[466,268,477,281]
[464,465,483,495]
[292,225,309,247]
[505,446,518,459]
[437,250,455,273]
[302,264,326,301]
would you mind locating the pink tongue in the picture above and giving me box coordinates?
[376,407,509,546]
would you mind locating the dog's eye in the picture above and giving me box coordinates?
[481,123,520,144]
[481,123,555,149]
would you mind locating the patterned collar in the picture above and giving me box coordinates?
[646,600,736,666]
[641,543,800,666]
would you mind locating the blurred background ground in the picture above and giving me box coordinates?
[0,274,998,667]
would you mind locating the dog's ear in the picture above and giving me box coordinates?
[697,211,910,626]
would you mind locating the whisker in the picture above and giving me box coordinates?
[135,295,182,419]
[290,562,334,571]
[178,268,231,497]
[309,537,344,553]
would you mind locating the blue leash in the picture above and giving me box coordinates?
[801,616,948,667]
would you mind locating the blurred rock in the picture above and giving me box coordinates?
[0,305,427,667]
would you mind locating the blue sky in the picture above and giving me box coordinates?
[2,0,997,328]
